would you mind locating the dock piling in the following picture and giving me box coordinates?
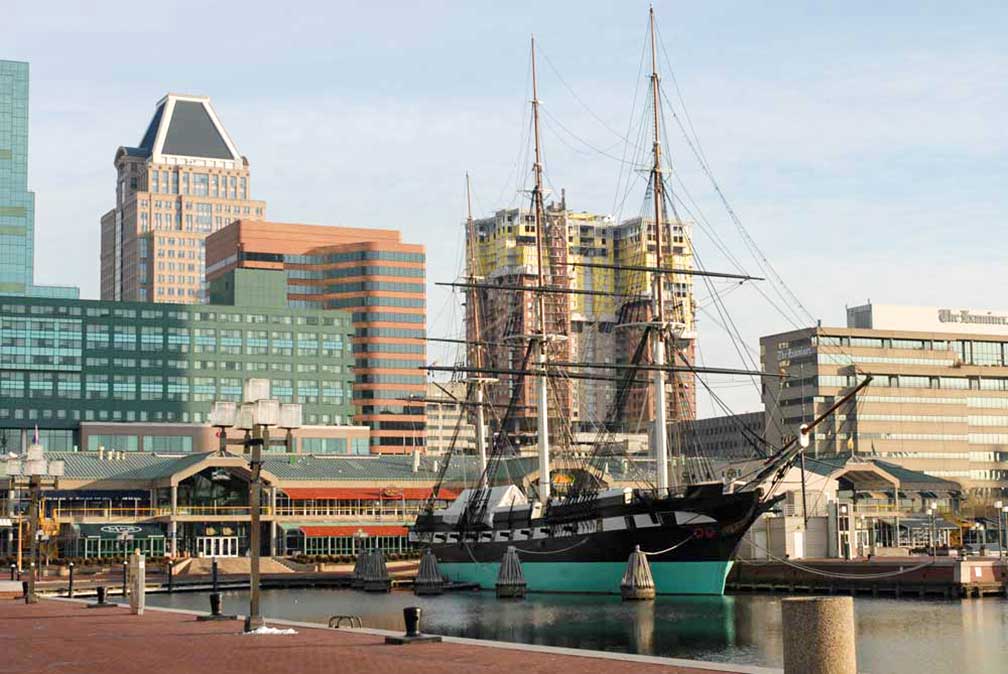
[362,549,391,593]
[414,549,444,596]
[620,545,656,601]
[495,546,526,599]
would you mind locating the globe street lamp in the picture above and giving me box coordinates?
[7,442,64,604]
[208,379,301,633]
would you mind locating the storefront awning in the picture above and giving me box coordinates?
[75,523,166,540]
[300,525,409,538]
[282,487,457,501]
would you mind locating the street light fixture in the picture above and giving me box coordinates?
[7,442,64,604]
[208,379,301,633]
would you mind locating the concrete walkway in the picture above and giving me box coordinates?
[2,598,777,674]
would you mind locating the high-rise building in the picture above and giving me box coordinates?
[468,202,695,448]
[0,60,77,298]
[761,303,1008,497]
[425,380,477,455]
[205,220,427,453]
[0,268,357,455]
[100,93,266,303]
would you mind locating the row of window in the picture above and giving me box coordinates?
[284,250,424,264]
[0,302,347,327]
[0,373,348,404]
[0,406,342,425]
[287,264,424,280]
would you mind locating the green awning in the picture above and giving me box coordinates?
[75,523,166,540]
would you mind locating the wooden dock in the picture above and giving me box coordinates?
[728,557,1008,599]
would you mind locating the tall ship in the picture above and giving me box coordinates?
[410,8,870,595]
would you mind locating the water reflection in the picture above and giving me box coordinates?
[147,589,1008,673]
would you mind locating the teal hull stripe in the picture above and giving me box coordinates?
[440,560,733,596]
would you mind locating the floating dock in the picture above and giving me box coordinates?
[728,557,1008,598]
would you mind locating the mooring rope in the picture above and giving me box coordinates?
[511,535,592,555]
[640,533,696,556]
[739,539,937,579]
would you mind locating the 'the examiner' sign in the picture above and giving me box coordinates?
[938,309,1008,327]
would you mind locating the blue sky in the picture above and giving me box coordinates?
[5,1,1007,413]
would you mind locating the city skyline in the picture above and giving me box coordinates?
[4,1,1007,414]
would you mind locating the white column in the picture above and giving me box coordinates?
[536,346,551,503]
[475,384,488,483]
[269,487,278,557]
[170,485,178,556]
[653,336,669,492]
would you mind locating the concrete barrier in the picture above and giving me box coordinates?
[781,596,856,674]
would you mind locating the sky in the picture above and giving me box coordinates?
[5,1,1007,415]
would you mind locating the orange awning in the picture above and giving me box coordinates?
[282,487,457,501]
[300,525,409,537]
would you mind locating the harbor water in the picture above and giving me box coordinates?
[146,589,1008,673]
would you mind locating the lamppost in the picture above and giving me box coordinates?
[7,442,64,604]
[1001,506,1008,559]
[927,507,936,557]
[995,501,1004,557]
[209,379,301,633]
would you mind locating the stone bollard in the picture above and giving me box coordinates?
[414,549,444,596]
[496,546,526,599]
[127,550,146,616]
[351,550,367,589]
[363,549,391,592]
[621,545,656,600]
[384,606,442,645]
[781,597,857,674]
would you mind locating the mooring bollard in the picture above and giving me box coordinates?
[87,585,115,609]
[166,560,174,593]
[9,564,15,581]
[68,562,75,598]
[21,580,28,600]
[781,596,857,674]
[496,546,527,599]
[620,545,656,600]
[197,557,236,621]
[384,606,442,645]
[414,549,444,596]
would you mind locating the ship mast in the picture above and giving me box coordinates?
[530,35,552,503]
[464,172,491,484]
[648,6,671,493]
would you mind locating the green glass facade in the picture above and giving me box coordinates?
[0,294,355,450]
[0,60,77,299]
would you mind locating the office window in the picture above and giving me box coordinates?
[193,173,209,196]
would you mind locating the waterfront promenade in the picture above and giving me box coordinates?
[3,598,773,674]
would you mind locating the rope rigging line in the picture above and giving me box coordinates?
[737,537,938,580]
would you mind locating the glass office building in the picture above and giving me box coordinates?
[0,291,355,453]
[0,60,77,298]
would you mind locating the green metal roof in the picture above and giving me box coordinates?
[49,452,208,481]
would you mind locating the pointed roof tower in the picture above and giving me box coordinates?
[120,93,244,167]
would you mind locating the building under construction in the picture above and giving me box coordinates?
[466,200,696,450]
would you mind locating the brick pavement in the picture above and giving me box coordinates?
[0,598,757,674]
